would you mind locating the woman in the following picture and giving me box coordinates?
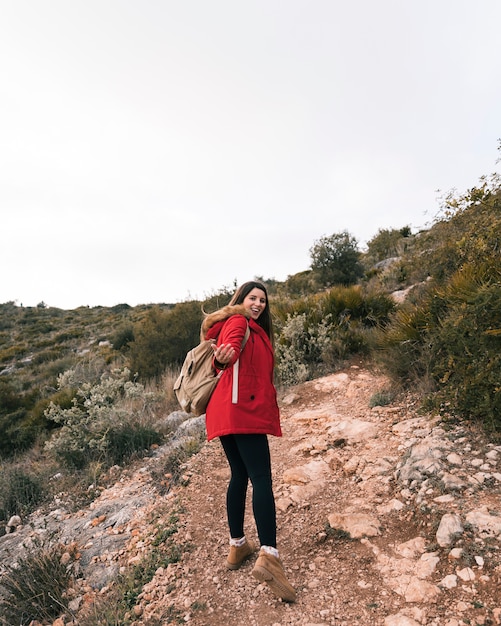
[202,280,296,603]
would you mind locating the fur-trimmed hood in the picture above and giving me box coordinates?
[200,304,251,340]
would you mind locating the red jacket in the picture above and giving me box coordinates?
[203,308,282,441]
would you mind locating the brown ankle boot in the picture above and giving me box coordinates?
[251,548,296,602]
[226,539,256,570]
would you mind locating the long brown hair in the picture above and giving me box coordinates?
[229,281,274,344]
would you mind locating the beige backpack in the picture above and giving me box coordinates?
[173,325,250,416]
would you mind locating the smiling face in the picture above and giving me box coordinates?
[242,287,267,321]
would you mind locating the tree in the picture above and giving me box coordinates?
[309,231,363,287]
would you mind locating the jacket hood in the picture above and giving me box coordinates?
[200,304,250,340]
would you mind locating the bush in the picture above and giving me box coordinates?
[275,313,334,386]
[273,285,393,386]
[128,303,202,380]
[44,367,163,469]
[0,540,74,625]
[427,268,501,432]
[111,324,135,351]
[363,226,412,266]
[0,465,46,520]
[105,423,162,466]
[377,262,501,433]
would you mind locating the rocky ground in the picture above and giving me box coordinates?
[2,360,501,626]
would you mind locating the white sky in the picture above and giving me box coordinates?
[1,1,500,309]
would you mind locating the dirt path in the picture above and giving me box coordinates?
[129,362,501,626]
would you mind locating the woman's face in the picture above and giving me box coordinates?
[243,288,267,321]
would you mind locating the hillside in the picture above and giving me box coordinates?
[3,361,501,625]
[1,175,501,624]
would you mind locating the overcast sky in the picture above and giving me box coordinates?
[1,1,500,309]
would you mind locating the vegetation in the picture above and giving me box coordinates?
[0,147,500,624]
[44,367,163,469]
[0,539,76,625]
[373,173,501,432]
[309,230,364,287]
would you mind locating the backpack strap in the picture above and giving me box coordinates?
[241,323,250,350]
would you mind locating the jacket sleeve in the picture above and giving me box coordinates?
[216,315,249,367]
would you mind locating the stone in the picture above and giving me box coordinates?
[415,552,440,579]
[377,499,405,514]
[439,574,458,589]
[6,515,22,530]
[327,512,381,538]
[456,567,475,581]
[446,452,462,465]
[436,513,463,547]
[343,456,362,475]
[282,392,300,405]
[394,537,426,559]
[404,578,440,603]
[328,418,378,444]
[466,507,501,535]
[448,548,463,560]
[441,473,467,491]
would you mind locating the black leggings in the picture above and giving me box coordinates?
[219,434,276,548]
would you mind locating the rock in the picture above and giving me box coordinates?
[448,548,463,560]
[441,473,467,491]
[404,578,440,603]
[436,513,463,547]
[6,515,22,531]
[377,499,405,514]
[327,512,381,538]
[313,373,350,391]
[343,455,362,475]
[415,552,439,579]
[282,392,300,405]
[276,497,293,512]
[465,506,501,535]
[439,574,458,589]
[456,567,475,581]
[327,419,378,443]
[394,537,426,559]
[446,452,462,465]
[283,459,330,484]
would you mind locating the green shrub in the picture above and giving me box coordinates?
[363,226,413,266]
[31,348,64,364]
[369,389,395,408]
[111,325,135,351]
[128,303,202,380]
[373,295,435,385]
[275,313,324,386]
[427,269,501,432]
[0,465,46,520]
[0,409,40,456]
[0,540,73,625]
[44,367,163,469]
[105,423,162,466]
[0,344,28,363]
[273,285,392,386]
[377,261,501,433]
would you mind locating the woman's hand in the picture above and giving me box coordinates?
[212,343,235,366]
